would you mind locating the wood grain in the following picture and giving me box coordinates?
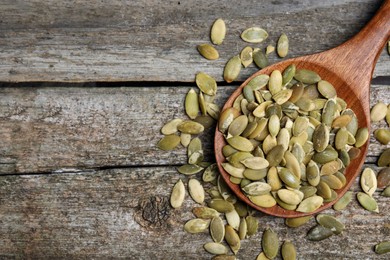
[0,0,389,82]
[0,84,388,175]
[0,166,388,259]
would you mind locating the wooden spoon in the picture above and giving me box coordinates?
[214,0,390,218]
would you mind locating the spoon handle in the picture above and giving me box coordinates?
[314,0,390,100]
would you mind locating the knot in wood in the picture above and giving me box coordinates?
[136,196,171,230]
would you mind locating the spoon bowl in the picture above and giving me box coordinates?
[215,0,390,218]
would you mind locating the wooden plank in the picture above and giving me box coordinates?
[0,84,388,174]
[0,166,388,259]
[0,0,388,82]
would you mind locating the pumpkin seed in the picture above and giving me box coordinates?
[296,195,323,213]
[196,72,217,96]
[262,228,279,259]
[354,127,369,148]
[228,115,249,137]
[177,120,204,134]
[256,252,270,260]
[277,33,288,58]
[306,225,334,241]
[210,216,225,243]
[245,216,258,236]
[370,102,388,122]
[192,206,220,219]
[285,215,312,228]
[178,164,203,175]
[278,167,300,189]
[333,191,353,211]
[161,118,183,135]
[227,136,254,152]
[185,88,199,119]
[240,46,253,68]
[300,185,317,199]
[188,179,205,204]
[316,214,344,235]
[204,242,229,255]
[294,69,321,84]
[332,114,352,128]
[377,167,390,188]
[249,193,277,208]
[226,209,241,231]
[242,182,272,196]
[277,189,302,205]
[212,255,237,260]
[317,80,336,99]
[281,241,296,260]
[238,218,247,240]
[321,175,343,190]
[289,82,304,103]
[211,18,226,45]
[208,199,235,213]
[219,108,240,133]
[375,241,390,255]
[248,74,270,90]
[184,218,210,233]
[268,70,283,95]
[225,225,241,255]
[207,102,221,120]
[360,168,377,196]
[180,133,191,147]
[374,128,390,145]
[320,160,341,176]
[241,27,268,43]
[382,186,390,197]
[378,148,390,167]
[170,179,185,208]
[253,48,269,69]
[224,55,242,83]
[357,192,379,213]
[266,145,285,167]
[313,147,338,164]
[157,134,181,151]
[197,44,219,60]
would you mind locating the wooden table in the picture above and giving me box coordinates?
[0,0,389,259]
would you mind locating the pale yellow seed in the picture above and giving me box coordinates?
[277,33,288,58]
[211,18,226,45]
[188,179,205,204]
[370,102,388,122]
[170,179,185,208]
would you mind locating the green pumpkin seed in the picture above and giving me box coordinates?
[289,82,304,103]
[242,181,272,196]
[184,218,210,233]
[241,27,268,43]
[370,102,388,122]
[204,242,228,255]
[278,167,300,189]
[277,189,302,205]
[227,136,254,152]
[219,107,240,133]
[273,89,293,105]
[256,252,270,260]
[342,109,358,136]
[378,148,390,167]
[244,168,268,181]
[306,160,320,186]
[203,163,219,183]
[316,214,344,235]
[348,147,361,160]
[177,120,204,134]
[335,127,348,150]
[354,127,369,148]
[332,114,352,128]
[197,44,219,60]
[285,215,312,228]
[281,241,296,260]
[268,70,283,95]
[320,160,341,176]
[185,88,199,119]
[247,74,270,90]
[317,80,336,99]
[377,167,390,188]
[277,33,289,58]
[210,216,225,243]
[224,55,242,83]
[375,241,390,255]
[333,191,353,211]
[267,166,283,191]
[374,128,390,145]
[188,179,205,204]
[268,114,280,137]
[296,195,323,213]
[313,147,338,164]
[253,48,269,69]
[262,228,279,259]
[282,64,297,86]
[170,179,185,208]
[266,145,285,167]
[196,72,217,96]
[225,225,241,255]
[294,69,321,84]
[180,133,191,147]
[211,18,226,45]
[192,206,220,219]
[208,199,235,213]
[246,216,259,236]
[226,209,241,231]
[157,134,181,151]
[249,193,277,208]
[207,102,221,120]
[382,186,390,197]
[300,185,317,199]
[240,46,253,68]
[306,225,334,241]
[357,192,379,213]
[239,218,247,240]
[178,164,204,175]
[161,118,183,135]
[240,157,269,170]
[322,98,337,126]
[228,115,249,137]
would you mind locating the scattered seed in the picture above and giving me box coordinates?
[211,18,226,45]
[170,179,185,208]
[277,33,289,58]
[262,228,279,259]
[375,241,390,255]
[281,241,297,260]
[197,44,219,60]
[157,134,181,151]
[188,179,205,204]
[370,102,388,122]
[357,192,379,213]
[306,225,334,241]
[241,27,268,43]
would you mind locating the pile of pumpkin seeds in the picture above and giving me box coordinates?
[219,64,369,213]
[157,17,389,258]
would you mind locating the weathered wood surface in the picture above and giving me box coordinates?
[0,0,389,82]
[0,0,390,259]
[0,84,388,174]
